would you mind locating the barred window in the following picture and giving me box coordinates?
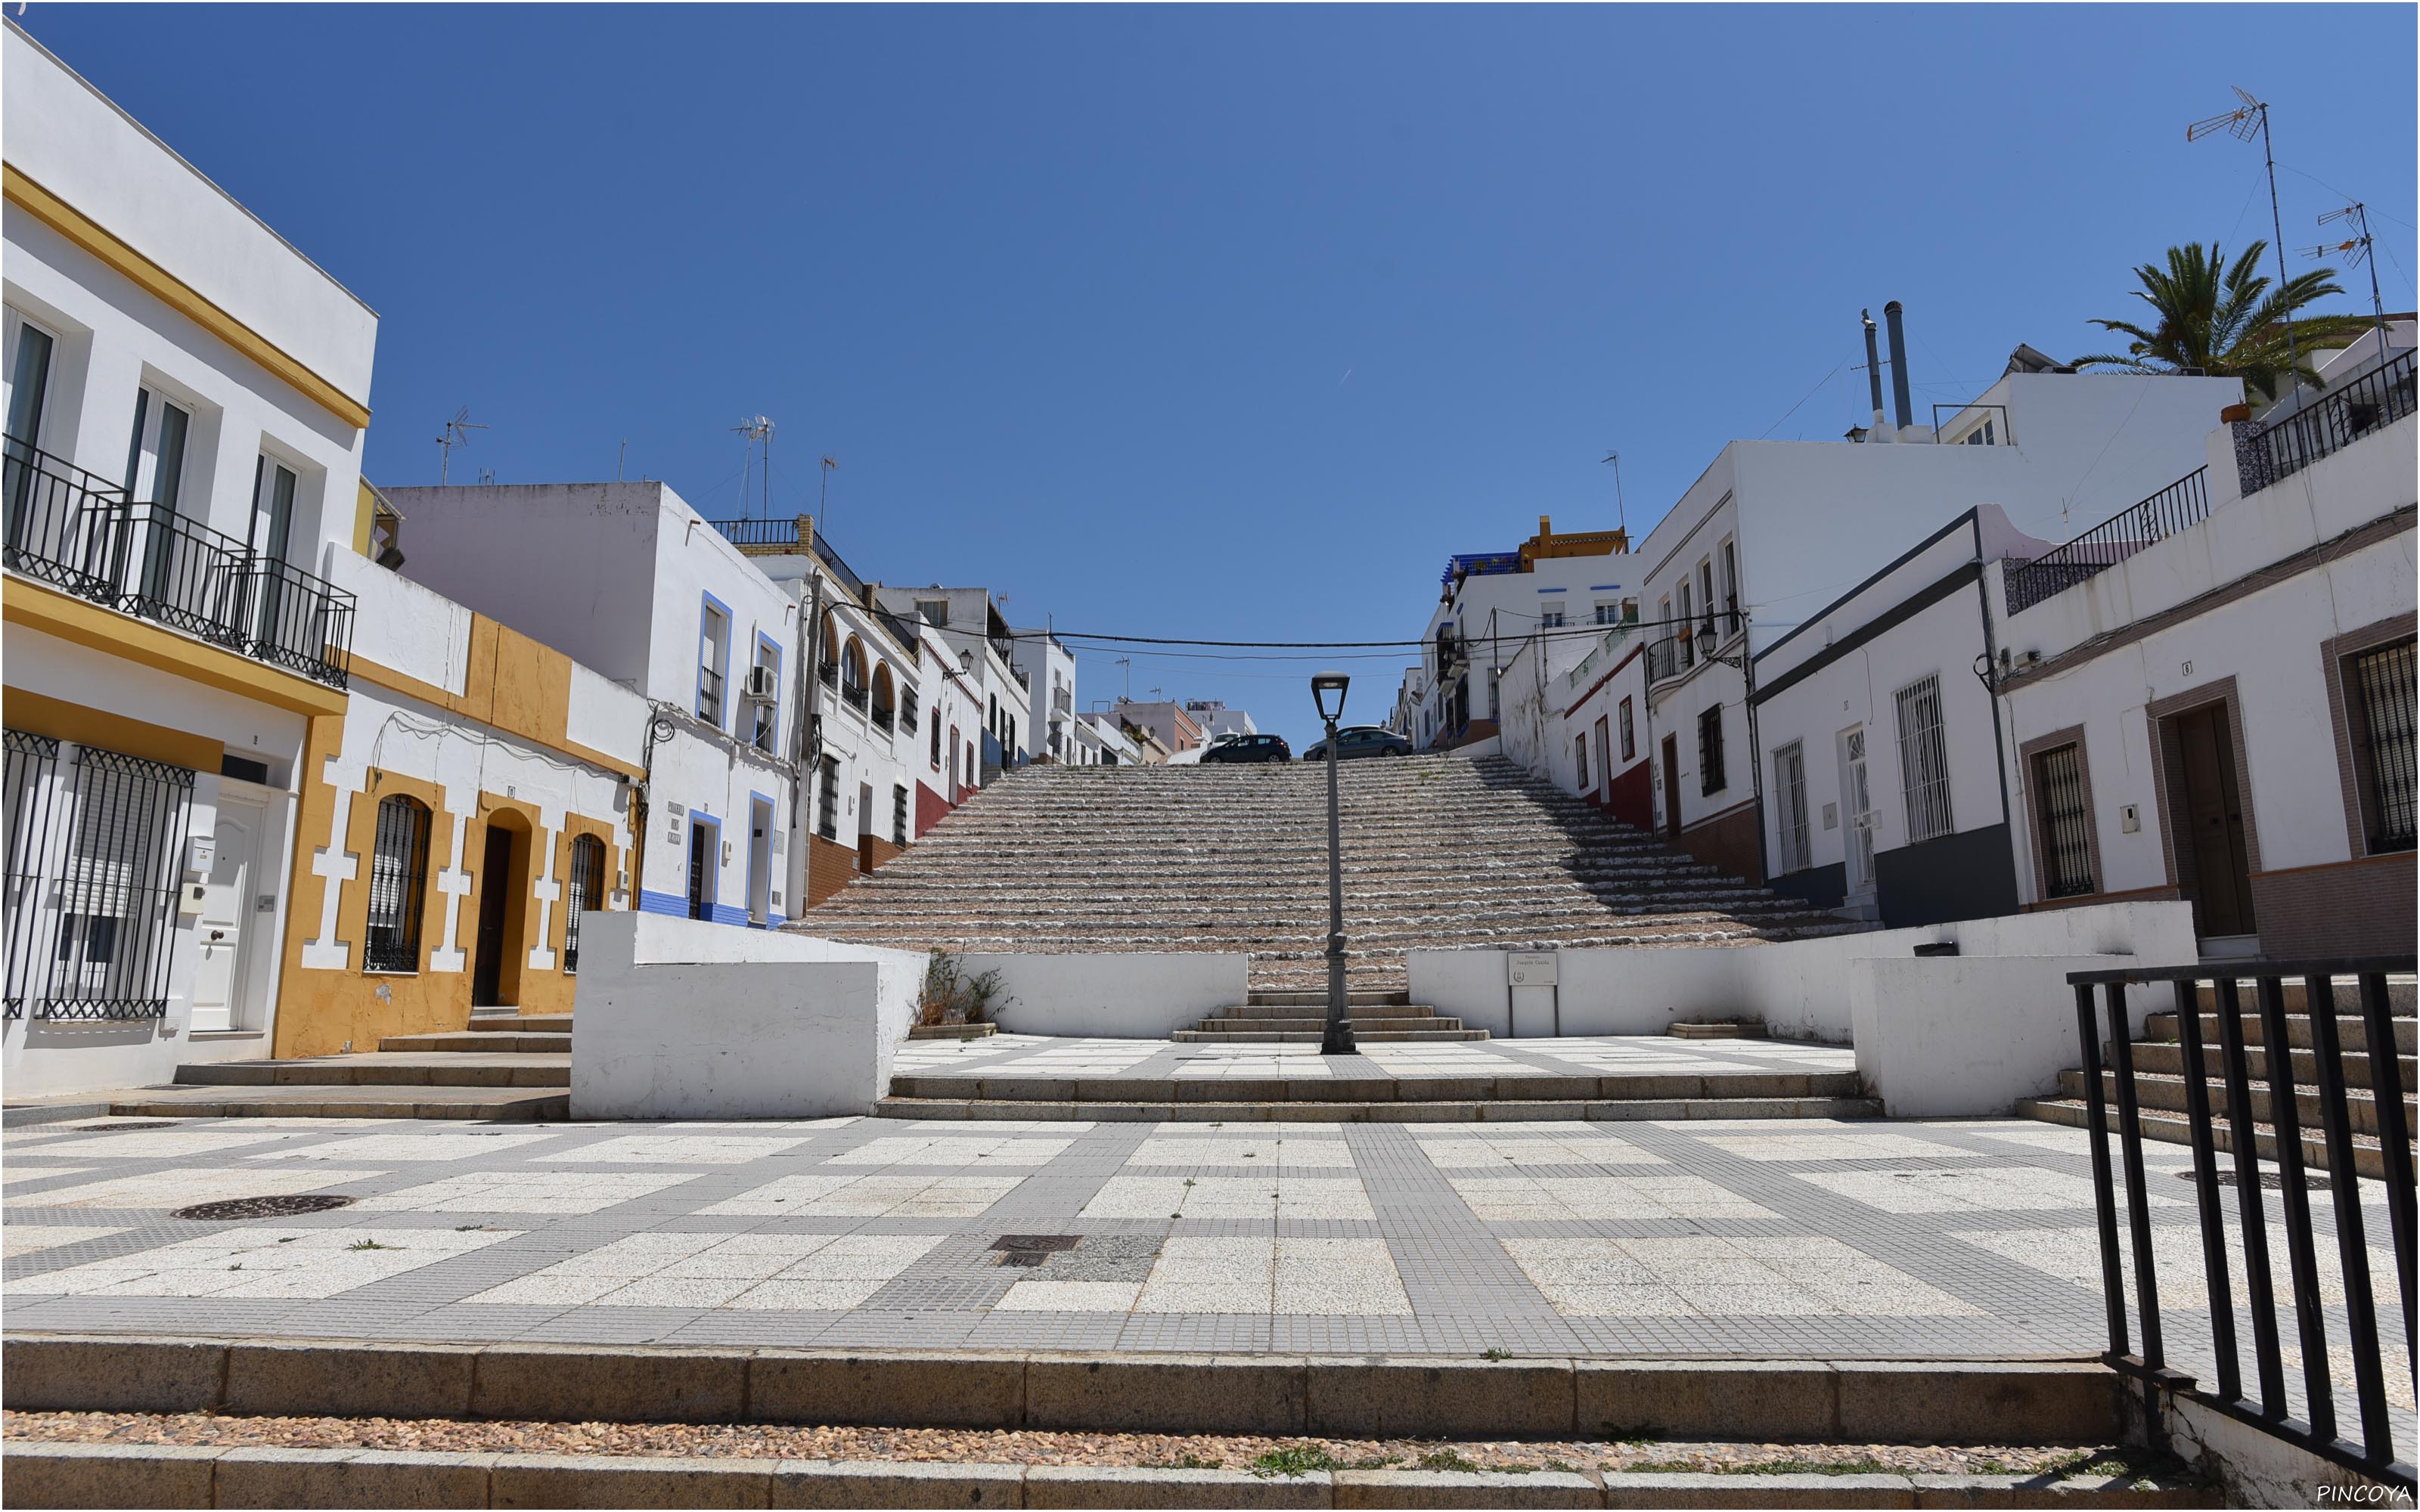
[563,833,606,975]
[17,744,194,1020]
[2032,743,2095,898]
[1894,674,1953,844]
[365,795,432,973]
[892,785,910,847]
[4,729,61,1020]
[1618,698,1635,761]
[2350,638,2415,852]
[817,756,839,841]
[1696,705,1725,796]
[1773,741,1810,874]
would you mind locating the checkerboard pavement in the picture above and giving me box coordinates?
[4,1110,2407,1430]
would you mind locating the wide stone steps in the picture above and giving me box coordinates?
[1168,1028,1493,1043]
[2016,1095,2400,1182]
[2144,1009,2416,1056]
[878,1092,1882,1122]
[377,1030,572,1054]
[148,1015,575,1120]
[2059,1067,2409,1139]
[2128,1036,2413,1092]
[172,1053,569,1089]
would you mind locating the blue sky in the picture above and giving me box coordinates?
[26,5,2415,746]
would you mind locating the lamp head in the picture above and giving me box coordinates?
[1311,671,1350,723]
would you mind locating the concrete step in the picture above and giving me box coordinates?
[377,1031,571,1054]
[908,1022,998,1040]
[467,1013,573,1033]
[101,1083,568,1120]
[1249,990,1411,1007]
[877,1095,1886,1123]
[1171,1025,1491,1035]
[2128,1036,2412,1092]
[2144,1011,2417,1056]
[886,1070,1863,1105]
[1195,1015,1460,1033]
[2015,1095,2398,1182]
[2059,1067,2409,1139]
[172,1053,569,1089]
[1670,1021,1767,1040]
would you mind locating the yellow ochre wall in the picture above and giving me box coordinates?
[269,610,634,1060]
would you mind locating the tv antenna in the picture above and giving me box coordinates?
[2305,202,2391,376]
[1115,656,1132,700]
[1599,450,1627,534]
[2188,88,2300,391]
[819,454,837,525]
[436,407,487,485]
[731,416,774,517]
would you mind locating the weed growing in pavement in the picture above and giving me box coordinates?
[1600,1423,1659,1447]
[1481,1348,1509,1361]
[1142,1456,1223,1471]
[346,1240,394,1251]
[1628,1457,1897,1476]
[1416,1449,1491,1473]
[1251,1445,1344,1478]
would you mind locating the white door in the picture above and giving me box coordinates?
[190,797,263,1033]
[1838,726,1876,902]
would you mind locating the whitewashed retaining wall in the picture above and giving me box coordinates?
[963,953,1249,1039]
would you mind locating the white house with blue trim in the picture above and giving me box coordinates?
[382,481,804,931]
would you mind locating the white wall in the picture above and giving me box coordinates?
[569,914,924,1119]
[966,953,1249,1039]
[1851,953,2138,1117]
[1407,900,2197,1043]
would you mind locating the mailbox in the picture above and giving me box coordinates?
[182,835,216,879]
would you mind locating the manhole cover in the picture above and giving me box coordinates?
[172,1194,357,1221]
[2170,1170,2332,1191]
[73,1121,183,1132]
[990,1235,1081,1253]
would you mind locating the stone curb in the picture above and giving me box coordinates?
[0,1444,2223,1509]
[3,1334,2119,1443]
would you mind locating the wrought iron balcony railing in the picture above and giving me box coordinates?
[1646,632,1691,685]
[2244,349,2417,492]
[2003,467,2210,617]
[5,436,355,689]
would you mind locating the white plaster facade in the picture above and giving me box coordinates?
[1010,630,1079,764]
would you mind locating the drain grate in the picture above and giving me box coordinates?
[72,1121,184,1132]
[990,1235,1081,1253]
[172,1194,357,1221]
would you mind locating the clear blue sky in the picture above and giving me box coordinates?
[26,5,2415,747]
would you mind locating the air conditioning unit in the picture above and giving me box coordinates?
[743,665,779,704]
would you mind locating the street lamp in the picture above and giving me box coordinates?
[1311,671,1355,1055]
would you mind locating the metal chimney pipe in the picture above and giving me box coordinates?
[1862,310,1886,423]
[1884,300,1914,432]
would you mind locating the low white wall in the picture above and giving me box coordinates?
[570,915,923,1120]
[1407,900,2198,1044]
[965,953,1249,1039]
[1851,953,2152,1117]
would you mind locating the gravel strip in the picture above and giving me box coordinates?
[2,1411,2152,1477]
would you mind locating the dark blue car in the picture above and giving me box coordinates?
[1302,726,1413,761]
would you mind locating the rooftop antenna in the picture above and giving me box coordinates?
[1599,450,1627,535]
[1116,656,1132,700]
[2305,202,2391,377]
[819,454,837,528]
[2189,88,2300,394]
[731,416,774,517]
[436,407,487,485]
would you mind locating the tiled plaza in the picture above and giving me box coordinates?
[5,1108,2406,1424]
[892,1033,1857,1082]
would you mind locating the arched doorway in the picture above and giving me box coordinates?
[471,809,534,1009]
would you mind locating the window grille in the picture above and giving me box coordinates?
[1575,733,1590,793]
[365,795,432,973]
[26,745,194,1019]
[892,785,910,847]
[1894,674,1953,844]
[2353,638,2416,852]
[563,834,605,974]
[929,719,943,768]
[1618,698,1635,761]
[817,756,839,841]
[1697,705,1725,796]
[2032,744,2095,898]
[901,686,920,734]
[1773,742,1810,873]
[4,730,62,1019]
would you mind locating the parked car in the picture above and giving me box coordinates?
[1199,733,1292,764]
[1302,726,1413,761]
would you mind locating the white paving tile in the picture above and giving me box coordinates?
[29,1129,308,1160]
[20,1168,384,1211]
[1,1223,129,1258]
[8,1225,517,1300]
[1798,1166,2184,1215]
[704,1171,1023,1218]
[247,1132,561,1163]
[1083,1175,1373,1221]
[824,1136,1072,1167]
[535,1135,809,1165]
[352,1171,698,1214]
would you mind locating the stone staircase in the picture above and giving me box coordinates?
[115,1015,572,1120]
[794,754,1863,990]
[1173,990,1488,1043]
[2018,983,2416,1179]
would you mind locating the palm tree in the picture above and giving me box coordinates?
[2073,241,2366,401]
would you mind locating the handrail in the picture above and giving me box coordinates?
[2244,349,2416,491]
[2003,468,2209,617]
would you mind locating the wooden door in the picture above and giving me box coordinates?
[471,825,513,1006]
[1661,733,1682,835]
[2172,705,2256,936]
[1593,717,1612,804]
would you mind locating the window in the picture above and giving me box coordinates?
[1618,697,1635,761]
[750,637,779,753]
[1698,560,1716,640]
[1575,732,1590,792]
[1962,419,1997,446]
[1773,742,1810,873]
[2032,743,2095,897]
[915,599,949,627]
[901,686,920,734]
[1719,541,1739,632]
[1894,674,1953,843]
[1698,705,1726,795]
[892,785,910,847]
[1540,601,1567,629]
[697,600,729,727]
[124,389,191,511]
[563,834,606,974]
[365,794,433,973]
[2350,638,2416,852]
[1676,584,1695,666]
[930,717,943,769]
[817,756,839,841]
[13,744,195,1020]
[6,314,55,448]
[1593,600,1621,625]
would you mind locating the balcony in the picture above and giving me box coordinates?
[871,600,919,657]
[2003,467,2210,617]
[2242,349,2416,491]
[842,682,869,713]
[5,437,355,689]
[1646,632,1691,686]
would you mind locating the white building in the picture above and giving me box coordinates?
[1184,700,1258,740]
[1010,630,1079,764]
[381,482,803,933]
[1107,699,1206,758]
[1990,357,2415,957]
[876,585,1027,779]
[1082,711,1143,766]
[2,21,378,1093]
[1411,516,1634,751]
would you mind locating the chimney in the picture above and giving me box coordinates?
[1885,300,1915,434]
[1537,514,1553,539]
[1861,310,1886,442]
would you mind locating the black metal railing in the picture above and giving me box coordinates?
[2071,958,2415,1484]
[2245,350,2418,492]
[872,705,895,733]
[2004,468,2210,616]
[3,729,62,1021]
[842,683,869,711]
[818,661,838,689]
[872,601,919,656]
[5,437,354,688]
[1646,632,1691,684]
[8,745,196,1021]
[708,516,808,548]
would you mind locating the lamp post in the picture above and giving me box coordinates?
[1311,671,1355,1055]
